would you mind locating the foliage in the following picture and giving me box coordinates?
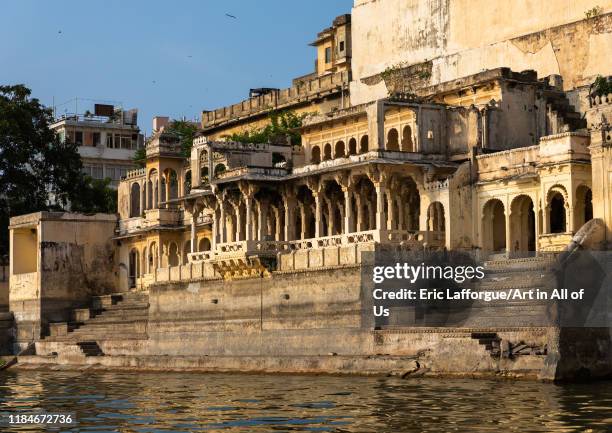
[133,146,146,168]
[592,75,612,97]
[132,120,198,168]
[225,110,307,146]
[166,120,199,158]
[70,177,118,214]
[585,6,603,19]
[0,84,116,256]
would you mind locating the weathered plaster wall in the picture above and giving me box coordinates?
[9,213,117,348]
[138,262,573,378]
[350,0,612,104]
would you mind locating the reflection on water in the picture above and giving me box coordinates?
[0,370,611,432]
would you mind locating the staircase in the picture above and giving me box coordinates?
[76,341,104,357]
[471,332,501,357]
[544,90,587,133]
[470,255,557,328]
[41,292,149,357]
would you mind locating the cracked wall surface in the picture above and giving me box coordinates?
[351,0,612,104]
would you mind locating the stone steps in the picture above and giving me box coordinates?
[76,341,104,357]
[43,292,150,346]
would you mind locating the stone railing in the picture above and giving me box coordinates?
[145,208,183,226]
[386,230,424,243]
[216,166,289,180]
[538,232,574,252]
[117,216,145,234]
[589,92,612,107]
[153,261,219,284]
[292,150,445,175]
[202,70,349,129]
[188,251,213,262]
[124,167,145,181]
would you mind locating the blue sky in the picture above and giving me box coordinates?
[0,0,352,133]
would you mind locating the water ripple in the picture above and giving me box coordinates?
[0,371,610,432]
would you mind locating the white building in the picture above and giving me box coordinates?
[50,106,144,188]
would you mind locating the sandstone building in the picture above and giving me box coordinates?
[5,1,612,380]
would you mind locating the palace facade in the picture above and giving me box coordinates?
[114,67,609,291]
[6,1,612,379]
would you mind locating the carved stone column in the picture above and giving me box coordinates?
[239,182,258,242]
[343,189,353,234]
[257,199,268,240]
[314,193,323,238]
[375,183,387,231]
[336,171,353,235]
[219,201,226,244]
[139,181,146,215]
[307,177,323,238]
[284,196,295,241]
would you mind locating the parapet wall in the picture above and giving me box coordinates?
[350,0,612,104]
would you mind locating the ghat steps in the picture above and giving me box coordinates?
[40,292,149,356]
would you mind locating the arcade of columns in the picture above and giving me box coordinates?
[187,165,433,255]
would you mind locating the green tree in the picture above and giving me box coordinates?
[133,146,146,168]
[0,84,116,255]
[226,110,307,145]
[133,119,198,168]
[166,119,198,158]
[70,177,118,214]
[592,75,612,97]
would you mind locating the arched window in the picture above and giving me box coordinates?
[128,248,139,289]
[549,192,566,233]
[348,138,357,155]
[334,141,345,158]
[198,237,211,252]
[387,128,399,151]
[482,199,505,252]
[401,125,414,152]
[184,171,192,195]
[359,135,369,153]
[130,183,141,217]
[510,195,535,254]
[214,164,226,177]
[427,202,446,233]
[201,166,209,183]
[311,146,321,164]
[182,241,191,265]
[167,170,178,201]
[168,242,179,267]
[323,143,332,161]
[574,185,593,230]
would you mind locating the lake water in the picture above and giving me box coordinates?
[0,370,610,432]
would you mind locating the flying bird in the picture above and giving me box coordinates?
[225,13,237,19]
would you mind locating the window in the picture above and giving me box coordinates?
[120,135,133,149]
[105,166,116,180]
[106,134,114,148]
[325,47,331,64]
[339,41,345,52]
[92,164,103,179]
[93,132,101,146]
[75,131,83,145]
